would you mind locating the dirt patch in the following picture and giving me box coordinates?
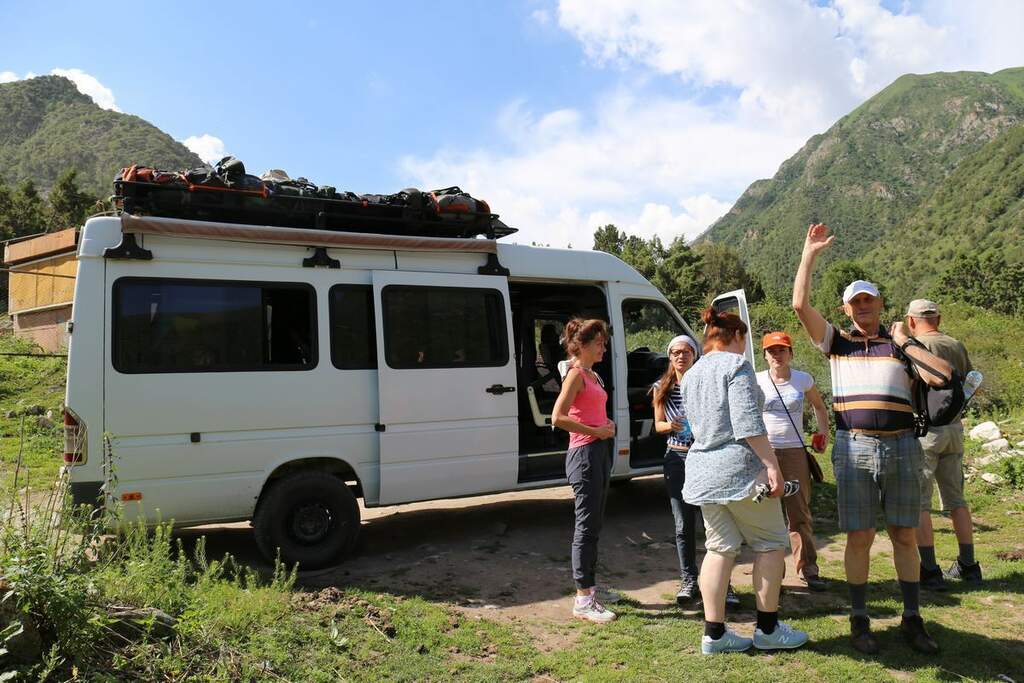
[182,476,856,650]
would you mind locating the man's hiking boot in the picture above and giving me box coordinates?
[725,584,740,608]
[900,614,939,654]
[944,558,983,584]
[920,564,948,592]
[849,615,879,654]
[676,575,698,605]
[802,573,827,592]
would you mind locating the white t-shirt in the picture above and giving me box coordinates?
[756,369,815,449]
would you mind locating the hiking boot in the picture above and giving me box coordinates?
[920,564,948,592]
[676,575,698,605]
[595,586,621,604]
[701,628,753,655]
[725,584,741,608]
[753,621,810,650]
[802,573,827,592]
[944,558,983,584]
[900,614,939,654]
[572,595,616,624]
[849,615,879,654]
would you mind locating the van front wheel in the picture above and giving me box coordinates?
[253,471,360,570]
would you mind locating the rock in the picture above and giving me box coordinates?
[976,452,1012,467]
[982,438,1011,453]
[35,416,54,430]
[106,606,177,641]
[981,473,1005,485]
[21,404,45,416]
[45,409,54,420]
[969,421,1001,442]
[1017,440,1024,448]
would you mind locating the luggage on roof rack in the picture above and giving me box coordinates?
[112,159,517,240]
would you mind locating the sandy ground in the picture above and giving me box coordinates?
[178,475,858,627]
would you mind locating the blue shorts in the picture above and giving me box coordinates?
[831,430,922,531]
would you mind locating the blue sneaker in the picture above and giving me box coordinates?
[701,628,753,655]
[753,621,809,650]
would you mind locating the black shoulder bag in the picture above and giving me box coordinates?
[768,376,825,484]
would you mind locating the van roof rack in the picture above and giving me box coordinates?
[113,179,518,241]
[104,215,512,276]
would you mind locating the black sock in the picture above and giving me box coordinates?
[958,543,975,566]
[899,580,920,617]
[849,582,868,616]
[919,545,938,570]
[704,621,726,640]
[756,610,778,635]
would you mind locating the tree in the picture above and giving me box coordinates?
[8,179,47,238]
[693,242,765,303]
[592,224,708,319]
[47,169,95,229]
[932,253,1024,317]
[652,236,707,320]
[592,224,626,255]
[0,177,13,241]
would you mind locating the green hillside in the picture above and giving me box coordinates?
[0,75,203,198]
[702,68,1024,294]
[862,123,1024,303]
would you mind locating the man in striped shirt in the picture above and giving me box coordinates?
[792,223,953,656]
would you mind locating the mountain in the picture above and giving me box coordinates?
[701,68,1024,297]
[861,123,1024,301]
[0,75,203,198]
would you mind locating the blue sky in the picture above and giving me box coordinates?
[3,1,1024,246]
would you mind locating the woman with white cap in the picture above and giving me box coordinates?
[651,335,701,603]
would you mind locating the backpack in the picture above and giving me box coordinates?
[908,367,966,436]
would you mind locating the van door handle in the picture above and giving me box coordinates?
[485,384,516,395]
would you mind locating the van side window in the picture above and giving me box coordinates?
[329,285,377,369]
[113,278,316,373]
[382,286,508,369]
[621,299,685,355]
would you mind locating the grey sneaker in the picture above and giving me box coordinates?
[595,586,621,604]
[753,621,810,650]
[701,628,753,655]
[572,595,616,623]
[725,584,741,607]
[676,575,698,605]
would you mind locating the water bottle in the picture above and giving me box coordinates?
[963,370,983,401]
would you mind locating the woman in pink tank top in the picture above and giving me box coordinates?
[552,318,617,623]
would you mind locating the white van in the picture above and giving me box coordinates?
[64,214,750,568]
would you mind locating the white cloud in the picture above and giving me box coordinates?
[183,134,227,164]
[49,68,120,111]
[530,8,551,26]
[403,1,1024,250]
[0,71,18,84]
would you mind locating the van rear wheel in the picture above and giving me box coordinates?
[254,471,360,570]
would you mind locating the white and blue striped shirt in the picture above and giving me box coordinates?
[656,380,694,449]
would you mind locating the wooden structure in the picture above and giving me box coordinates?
[3,228,78,351]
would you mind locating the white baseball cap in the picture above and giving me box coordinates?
[842,280,880,304]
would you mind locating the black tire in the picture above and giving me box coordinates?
[253,471,360,570]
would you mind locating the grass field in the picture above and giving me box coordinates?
[2,333,1023,681]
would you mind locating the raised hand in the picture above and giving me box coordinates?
[802,223,835,258]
